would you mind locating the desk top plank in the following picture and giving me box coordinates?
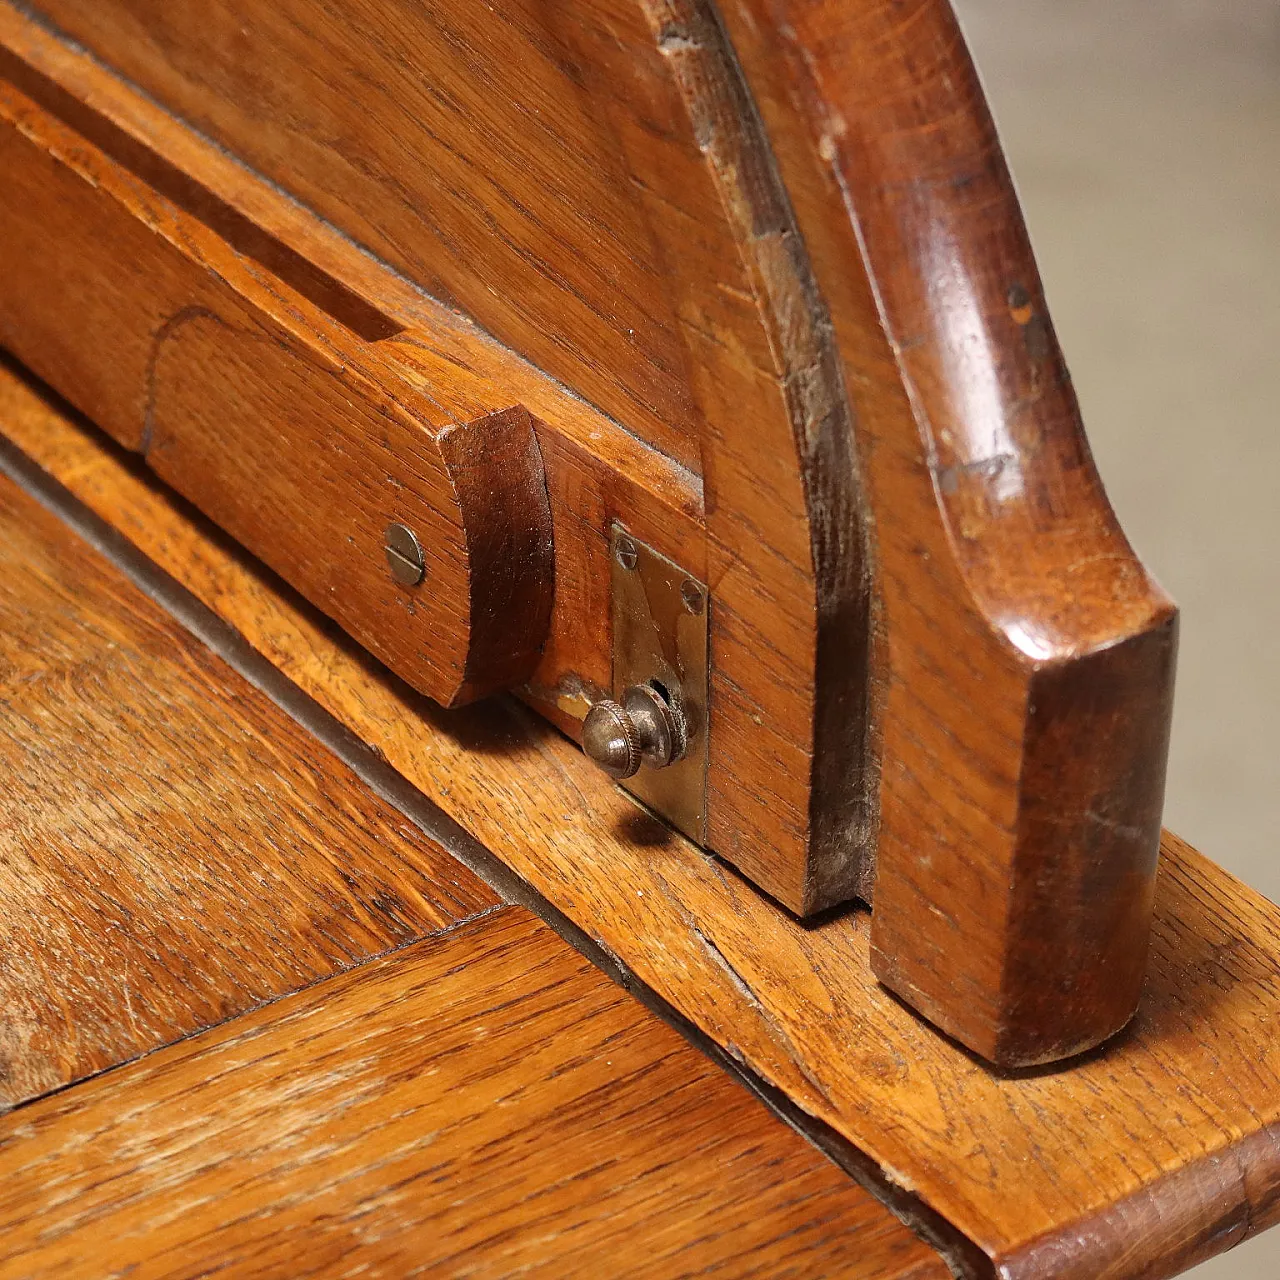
[0,469,498,1110]
[5,367,1280,1277]
[0,907,948,1280]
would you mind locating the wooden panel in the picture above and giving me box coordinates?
[0,5,875,916]
[706,0,1179,1063]
[0,79,554,708]
[0,468,498,1110]
[0,908,949,1280]
[5,376,1275,1278]
[7,0,1180,1051]
[28,0,703,470]
[644,0,875,910]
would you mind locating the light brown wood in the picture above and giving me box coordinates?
[0,465,497,1110]
[2,0,1185,1064]
[3,370,1272,1279]
[0,4,874,917]
[24,0,704,471]
[0,907,950,1280]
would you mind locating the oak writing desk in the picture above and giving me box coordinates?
[0,1,1276,1276]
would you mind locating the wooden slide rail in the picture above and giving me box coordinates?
[0,0,1174,1066]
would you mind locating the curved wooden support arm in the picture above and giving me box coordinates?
[719,0,1177,1064]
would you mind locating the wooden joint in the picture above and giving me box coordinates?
[0,0,1184,1069]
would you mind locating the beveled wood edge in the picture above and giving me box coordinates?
[997,1116,1280,1280]
[646,0,877,911]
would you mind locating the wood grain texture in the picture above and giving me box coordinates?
[0,77,554,708]
[637,0,876,909]
[0,908,949,1280]
[0,466,497,1111]
[0,3,874,915]
[23,0,704,471]
[4,376,1273,1279]
[0,9,701,724]
[6,0,1183,1056]
[709,0,1179,1063]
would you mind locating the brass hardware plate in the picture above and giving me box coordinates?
[610,523,709,842]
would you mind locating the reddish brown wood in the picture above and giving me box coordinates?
[0,0,1181,1063]
[643,0,875,908]
[0,908,949,1280]
[713,0,1178,1064]
[0,2,875,919]
[24,0,704,471]
[3,371,1277,1280]
[0,468,498,1109]
[0,79,554,709]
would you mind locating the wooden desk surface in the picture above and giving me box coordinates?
[3,360,1279,1277]
[0,478,497,1108]
[0,466,946,1279]
[0,910,946,1280]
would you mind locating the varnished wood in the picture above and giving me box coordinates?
[3,373,1271,1279]
[24,0,704,471]
[2,0,1183,1061]
[708,0,1179,1063]
[0,908,949,1280]
[0,78,555,708]
[646,0,875,908]
[0,466,497,1109]
[0,3,874,918]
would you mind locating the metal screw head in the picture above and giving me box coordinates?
[582,699,642,779]
[680,580,704,615]
[384,522,425,586]
[614,534,638,571]
[582,684,686,781]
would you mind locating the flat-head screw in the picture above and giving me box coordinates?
[681,580,705,615]
[615,535,639,571]
[384,522,425,586]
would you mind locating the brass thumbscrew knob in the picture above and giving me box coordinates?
[582,684,686,780]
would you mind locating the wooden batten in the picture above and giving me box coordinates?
[0,78,555,708]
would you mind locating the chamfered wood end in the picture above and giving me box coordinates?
[438,406,556,706]
[871,605,1179,1067]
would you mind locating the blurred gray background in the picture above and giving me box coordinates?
[950,2,1278,1274]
